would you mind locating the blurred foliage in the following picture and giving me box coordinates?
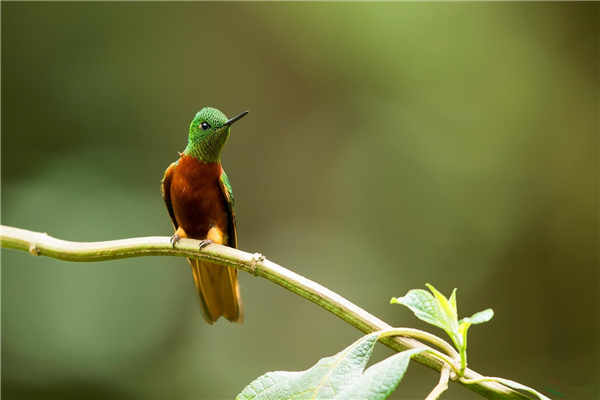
[1,2,598,399]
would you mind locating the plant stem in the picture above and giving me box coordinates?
[1,225,532,400]
[378,328,462,376]
[378,328,459,359]
[460,348,468,377]
[426,364,451,400]
[460,377,550,400]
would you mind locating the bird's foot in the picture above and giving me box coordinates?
[170,234,181,249]
[198,239,213,250]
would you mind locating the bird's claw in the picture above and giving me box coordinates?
[170,234,181,249]
[198,239,213,250]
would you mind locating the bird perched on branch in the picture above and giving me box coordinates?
[161,107,248,324]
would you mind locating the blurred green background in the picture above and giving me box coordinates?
[1,2,598,399]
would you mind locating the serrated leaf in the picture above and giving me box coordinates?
[335,348,425,400]
[237,333,377,400]
[391,289,449,332]
[237,332,425,400]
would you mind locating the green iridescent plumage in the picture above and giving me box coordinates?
[219,170,237,248]
[183,107,231,163]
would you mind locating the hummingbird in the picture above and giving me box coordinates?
[161,107,248,324]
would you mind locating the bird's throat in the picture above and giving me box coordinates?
[183,141,221,163]
[183,129,229,163]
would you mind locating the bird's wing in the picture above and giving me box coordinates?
[215,167,244,324]
[161,162,178,230]
[219,168,237,249]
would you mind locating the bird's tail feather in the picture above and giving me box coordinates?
[188,258,244,324]
[219,263,245,324]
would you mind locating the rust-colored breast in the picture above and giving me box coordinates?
[169,156,229,240]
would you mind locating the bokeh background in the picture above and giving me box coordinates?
[1,2,598,399]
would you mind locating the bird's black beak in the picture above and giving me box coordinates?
[224,111,249,127]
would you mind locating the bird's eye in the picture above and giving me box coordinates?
[200,122,211,131]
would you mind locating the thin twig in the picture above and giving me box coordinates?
[426,365,452,400]
[0,225,532,400]
[378,327,460,359]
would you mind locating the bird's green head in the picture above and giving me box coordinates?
[183,107,248,163]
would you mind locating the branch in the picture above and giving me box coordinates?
[1,225,531,400]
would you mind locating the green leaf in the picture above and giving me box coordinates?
[392,285,495,354]
[236,332,425,400]
[468,309,494,325]
[425,284,459,333]
[337,348,425,399]
[457,320,472,354]
[391,289,450,332]
[448,288,458,317]
[391,284,463,349]
[458,309,494,350]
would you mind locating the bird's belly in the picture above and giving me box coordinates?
[170,167,228,239]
